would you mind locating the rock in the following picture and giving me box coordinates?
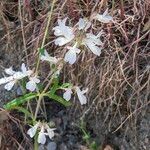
[47,142,57,150]
[16,87,23,96]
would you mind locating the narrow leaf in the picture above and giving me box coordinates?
[60,83,72,89]
[4,93,38,110]
[13,106,32,117]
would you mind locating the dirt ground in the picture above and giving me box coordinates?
[0,0,150,150]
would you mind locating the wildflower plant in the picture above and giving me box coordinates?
[27,121,56,145]
[0,3,112,149]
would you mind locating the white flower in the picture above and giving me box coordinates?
[40,50,59,64]
[0,63,33,91]
[0,75,14,84]
[53,18,75,46]
[82,31,103,56]
[64,43,81,64]
[2,70,23,91]
[27,122,40,138]
[38,125,55,144]
[77,18,91,31]
[26,76,40,92]
[76,87,88,105]
[38,126,46,145]
[46,125,56,139]
[94,9,113,23]
[63,88,73,101]
[27,122,55,145]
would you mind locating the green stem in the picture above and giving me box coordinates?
[34,0,56,119]
[34,133,38,150]
[35,0,56,74]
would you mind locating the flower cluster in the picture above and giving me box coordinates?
[27,122,56,145]
[53,9,112,65]
[0,63,40,91]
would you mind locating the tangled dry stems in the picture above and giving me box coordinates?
[0,0,149,149]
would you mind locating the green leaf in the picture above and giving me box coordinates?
[13,106,32,117]
[4,93,38,110]
[46,93,71,107]
[49,78,59,94]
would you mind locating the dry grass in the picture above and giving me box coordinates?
[0,0,149,149]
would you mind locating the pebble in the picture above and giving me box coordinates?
[47,142,57,150]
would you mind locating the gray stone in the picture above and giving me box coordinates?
[47,142,57,150]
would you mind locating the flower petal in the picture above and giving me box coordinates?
[5,67,15,75]
[38,126,46,145]
[21,63,33,76]
[83,39,102,56]
[63,89,72,101]
[77,18,87,30]
[31,77,40,84]
[21,63,27,73]
[0,76,14,85]
[54,37,71,46]
[103,8,108,16]
[53,27,62,36]
[27,123,40,138]
[53,18,75,46]
[76,87,87,105]
[87,43,102,56]
[94,13,113,23]
[85,33,103,46]
[4,80,15,91]
[26,80,36,91]
[13,72,25,79]
[47,128,55,139]
[77,18,91,31]
[38,133,46,144]
[64,49,77,65]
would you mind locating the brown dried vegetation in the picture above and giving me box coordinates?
[0,0,149,149]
